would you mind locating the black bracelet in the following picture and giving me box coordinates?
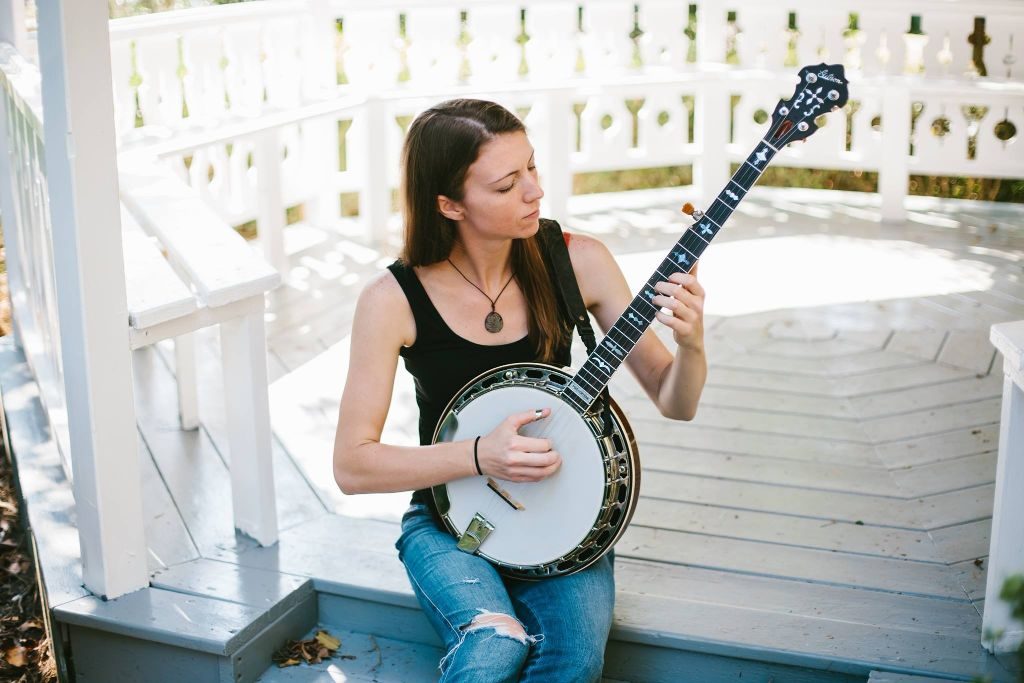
[473,436,483,476]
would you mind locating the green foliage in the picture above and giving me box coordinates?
[1002,574,1024,623]
[575,165,1023,204]
[976,574,1024,683]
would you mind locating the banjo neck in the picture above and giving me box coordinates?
[561,136,784,413]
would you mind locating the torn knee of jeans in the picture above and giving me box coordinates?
[463,610,542,645]
[460,577,480,584]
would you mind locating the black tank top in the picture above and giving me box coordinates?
[387,252,573,517]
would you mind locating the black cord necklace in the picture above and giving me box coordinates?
[446,258,515,333]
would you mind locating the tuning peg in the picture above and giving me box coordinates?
[681,203,705,221]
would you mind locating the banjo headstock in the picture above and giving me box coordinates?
[768,63,849,146]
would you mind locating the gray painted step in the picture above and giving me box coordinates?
[868,672,967,682]
[254,627,441,682]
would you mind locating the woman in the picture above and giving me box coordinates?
[333,99,707,682]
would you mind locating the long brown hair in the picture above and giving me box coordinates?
[399,99,566,363]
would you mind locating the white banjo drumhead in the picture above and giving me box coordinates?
[441,385,606,567]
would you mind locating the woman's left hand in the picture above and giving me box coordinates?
[651,265,705,353]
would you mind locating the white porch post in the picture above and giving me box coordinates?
[253,128,288,275]
[984,321,1024,654]
[542,89,571,224]
[0,0,27,55]
[879,81,910,223]
[361,95,390,246]
[36,0,147,598]
[301,0,341,228]
[694,79,731,207]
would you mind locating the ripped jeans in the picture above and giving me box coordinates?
[396,503,615,682]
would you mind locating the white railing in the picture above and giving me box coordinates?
[3,0,149,600]
[102,0,1024,247]
[0,43,70,475]
[986,321,1024,655]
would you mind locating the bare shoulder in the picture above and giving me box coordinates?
[565,231,615,270]
[354,268,416,349]
[563,231,628,312]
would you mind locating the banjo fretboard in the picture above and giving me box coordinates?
[561,138,782,413]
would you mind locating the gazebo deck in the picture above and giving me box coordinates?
[10,186,1024,681]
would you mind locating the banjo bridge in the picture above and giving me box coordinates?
[486,477,525,511]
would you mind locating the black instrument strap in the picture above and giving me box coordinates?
[539,219,613,430]
[539,218,597,355]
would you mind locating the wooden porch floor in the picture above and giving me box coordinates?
[133,187,1024,681]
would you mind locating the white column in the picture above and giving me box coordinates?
[301,0,341,228]
[0,0,27,55]
[694,78,731,207]
[361,95,390,246]
[253,128,287,275]
[694,0,726,64]
[35,0,147,598]
[879,81,910,223]
[984,321,1024,654]
[173,334,199,430]
[541,88,571,224]
[219,308,278,546]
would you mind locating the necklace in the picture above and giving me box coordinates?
[446,258,515,333]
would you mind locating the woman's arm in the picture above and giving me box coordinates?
[332,271,560,495]
[567,234,707,421]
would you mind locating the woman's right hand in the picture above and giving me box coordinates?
[475,408,562,482]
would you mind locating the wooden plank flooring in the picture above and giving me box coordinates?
[127,188,1024,681]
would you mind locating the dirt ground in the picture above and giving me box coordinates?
[0,443,56,682]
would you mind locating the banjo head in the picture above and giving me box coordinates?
[432,363,638,577]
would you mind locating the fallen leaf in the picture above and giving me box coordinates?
[316,630,341,651]
[4,645,27,667]
[18,619,43,632]
[277,658,299,668]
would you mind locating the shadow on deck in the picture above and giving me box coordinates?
[3,187,1023,682]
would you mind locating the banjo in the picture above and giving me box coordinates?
[432,63,849,579]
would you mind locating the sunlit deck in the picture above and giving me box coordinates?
[99,187,1024,681]
[4,186,1022,681]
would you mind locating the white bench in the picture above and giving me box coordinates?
[984,320,1024,654]
[119,155,281,546]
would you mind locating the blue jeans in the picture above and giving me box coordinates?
[396,503,615,682]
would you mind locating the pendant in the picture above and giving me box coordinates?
[485,311,504,333]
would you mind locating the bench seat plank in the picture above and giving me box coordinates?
[119,157,280,308]
[121,205,197,330]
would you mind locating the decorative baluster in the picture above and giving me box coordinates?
[903,15,929,74]
[921,13,964,77]
[580,2,634,76]
[859,10,905,76]
[524,4,577,80]
[223,23,264,114]
[579,96,633,167]
[465,6,521,84]
[405,7,461,87]
[340,9,401,88]
[637,1,689,71]
[262,18,302,109]
[637,90,689,161]
[135,33,184,128]
[843,13,866,73]
[181,27,227,124]
[797,9,846,69]
[108,40,136,137]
